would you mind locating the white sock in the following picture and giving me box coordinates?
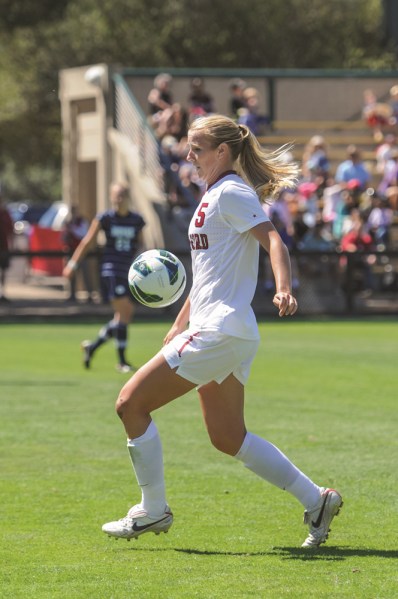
[235,432,321,509]
[127,420,166,516]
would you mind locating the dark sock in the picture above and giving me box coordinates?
[90,320,116,353]
[115,322,128,364]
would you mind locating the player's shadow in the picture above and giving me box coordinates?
[129,546,398,562]
[266,546,398,561]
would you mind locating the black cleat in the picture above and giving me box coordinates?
[81,340,93,369]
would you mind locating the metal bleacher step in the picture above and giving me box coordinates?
[257,119,379,176]
[259,134,375,147]
[272,120,368,131]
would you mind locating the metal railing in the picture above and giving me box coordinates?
[113,73,161,183]
[2,249,398,317]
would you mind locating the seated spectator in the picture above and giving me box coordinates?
[187,77,215,119]
[237,87,270,136]
[301,135,330,189]
[340,210,376,293]
[375,133,397,174]
[260,208,299,292]
[366,193,393,249]
[297,181,320,228]
[362,88,392,143]
[178,162,204,204]
[388,84,398,126]
[298,219,336,252]
[322,179,344,230]
[340,210,374,252]
[335,145,371,191]
[333,180,362,240]
[263,189,295,238]
[377,148,398,212]
[154,103,189,147]
[228,78,247,119]
[148,73,173,117]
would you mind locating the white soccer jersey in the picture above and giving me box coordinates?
[188,172,269,340]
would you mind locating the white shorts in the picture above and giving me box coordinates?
[161,329,259,386]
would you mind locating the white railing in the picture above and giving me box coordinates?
[113,74,162,186]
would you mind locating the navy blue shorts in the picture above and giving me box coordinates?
[101,275,134,303]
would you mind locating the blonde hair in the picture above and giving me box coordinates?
[390,85,398,97]
[189,114,298,201]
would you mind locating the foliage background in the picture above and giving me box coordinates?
[0,0,396,201]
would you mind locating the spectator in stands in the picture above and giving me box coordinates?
[155,103,189,149]
[298,218,336,252]
[366,192,393,249]
[0,194,13,302]
[148,73,173,116]
[340,209,373,251]
[339,209,376,294]
[187,77,215,119]
[388,85,398,126]
[237,87,270,136]
[301,135,330,190]
[332,180,362,240]
[322,179,344,233]
[362,88,392,143]
[62,205,94,303]
[378,148,398,212]
[63,182,146,373]
[297,181,320,229]
[178,162,204,204]
[262,191,300,291]
[228,78,247,119]
[335,145,371,191]
[375,133,397,175]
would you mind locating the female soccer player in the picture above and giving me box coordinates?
[63,182,145,373]
[102,116,342,547]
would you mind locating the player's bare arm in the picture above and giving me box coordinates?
[250,221,298,317]
[63,218,101,279]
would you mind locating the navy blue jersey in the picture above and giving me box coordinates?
[97,210,145,278]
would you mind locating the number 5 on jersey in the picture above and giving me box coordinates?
[194,202,209,228]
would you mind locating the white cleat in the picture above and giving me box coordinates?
[115,362,137,374]
[102,504,173,540]
[302,487,343,548]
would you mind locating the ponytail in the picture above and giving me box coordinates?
[189,115,299,203]
[237,125,298,202]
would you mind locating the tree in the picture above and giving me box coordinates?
[0,0,396,201]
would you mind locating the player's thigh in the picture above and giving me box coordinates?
[198,374,246,454]
[117,351,196,415]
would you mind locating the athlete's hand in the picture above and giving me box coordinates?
[163,323,185,345]
[273,292,298,317]
[62,265,74,280]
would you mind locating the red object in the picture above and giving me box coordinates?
[346,179,362,190]
[340,231,373,252]
[298,181,318,199]
[29,225,64,276]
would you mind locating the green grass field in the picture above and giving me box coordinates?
[1,319,397,598]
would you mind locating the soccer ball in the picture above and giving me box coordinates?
[128,249,186,308]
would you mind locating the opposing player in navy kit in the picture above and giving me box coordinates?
[63,182,145,373]
[102,116,343,548]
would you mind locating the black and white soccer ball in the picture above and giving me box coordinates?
[128,249,186,308]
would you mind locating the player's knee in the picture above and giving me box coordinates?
[115,387,134,420]
[115,386,149,422]
[208,432,237,456]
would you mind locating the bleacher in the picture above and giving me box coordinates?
[258,119,378,182]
